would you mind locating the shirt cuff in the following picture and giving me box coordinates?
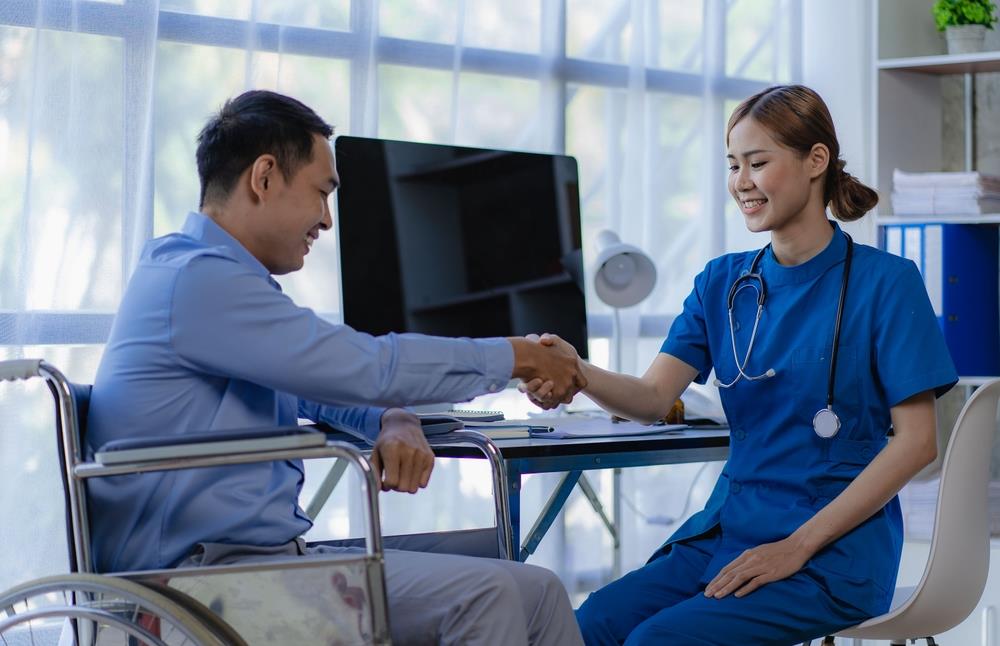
[362,407,387,444]
[479,337,515,393]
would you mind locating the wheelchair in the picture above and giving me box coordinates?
[0,359,512,645]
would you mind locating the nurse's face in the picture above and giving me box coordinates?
[726,117,817,235]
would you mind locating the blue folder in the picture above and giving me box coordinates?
[881,223,999,376]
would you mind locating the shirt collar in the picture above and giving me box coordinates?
[181,212,278,286]
[760,220,848,286]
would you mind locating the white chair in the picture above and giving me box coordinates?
[808,379,1000,646]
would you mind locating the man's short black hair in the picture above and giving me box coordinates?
[196,90,334,207]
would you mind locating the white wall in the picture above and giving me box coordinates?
[801,0,877,245]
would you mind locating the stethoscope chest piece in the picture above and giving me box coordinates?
[813,407,841,439]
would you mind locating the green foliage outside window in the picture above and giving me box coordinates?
[932,0,998,31]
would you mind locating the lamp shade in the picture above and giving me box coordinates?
[593,230,657,308]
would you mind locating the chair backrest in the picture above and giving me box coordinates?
[49,381,92,573]
[893,380,1000,635]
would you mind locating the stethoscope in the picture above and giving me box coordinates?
[713,232,854,439]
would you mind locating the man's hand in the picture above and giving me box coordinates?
[515,333,586,409]
[703,535,813,599]
[370,408,434,493]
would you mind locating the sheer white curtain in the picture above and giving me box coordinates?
[0,0,799,592]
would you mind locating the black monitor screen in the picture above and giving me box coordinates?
[335,136,588,359]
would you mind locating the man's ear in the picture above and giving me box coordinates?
[807,143,830,180]
[248,154,278,203]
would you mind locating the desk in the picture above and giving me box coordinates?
[412,428,729,563]
[308,425,729,564]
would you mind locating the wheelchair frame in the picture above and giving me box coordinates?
[1,358,514,645]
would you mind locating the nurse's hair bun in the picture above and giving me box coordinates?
[829,157,878,223]
[727,84,878,223]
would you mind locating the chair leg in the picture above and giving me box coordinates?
[924,638,937,646]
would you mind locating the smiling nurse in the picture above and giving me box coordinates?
[524,85,959,645]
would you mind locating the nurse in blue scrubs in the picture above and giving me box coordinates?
[523,85,958,645]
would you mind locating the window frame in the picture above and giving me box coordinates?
[0,0,801,346]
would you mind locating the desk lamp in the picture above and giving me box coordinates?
[593,229,657,372]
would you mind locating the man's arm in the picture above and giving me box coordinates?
[171,257,518,408]
[508,336,587,404]
[298,401,434,493]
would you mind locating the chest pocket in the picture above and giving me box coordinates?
[791,343,861,428]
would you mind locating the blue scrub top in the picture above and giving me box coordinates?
[659,222,957,614]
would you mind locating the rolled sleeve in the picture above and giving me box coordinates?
[660,265,713,384]
[874,260,958,405]
[298,400,386,444]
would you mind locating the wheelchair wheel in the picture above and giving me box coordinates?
[0,573,228,645]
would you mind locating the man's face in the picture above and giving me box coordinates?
[252,134,338,275]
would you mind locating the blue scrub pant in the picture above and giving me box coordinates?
[576,529,872,646]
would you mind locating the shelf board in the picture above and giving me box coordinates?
[875,214,1000,225]
[878,50,1000,74]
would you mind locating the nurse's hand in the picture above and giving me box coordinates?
[517,333,581,409]
[703,536,813,599]
[371,408,435,494]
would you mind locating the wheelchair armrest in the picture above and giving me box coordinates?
[93,425,326,465]
[314,426,514,560]
[74,436,385,559]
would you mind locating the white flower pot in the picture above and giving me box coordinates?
[945,24,987,55]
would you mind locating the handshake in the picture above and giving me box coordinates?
[509,333,587,409]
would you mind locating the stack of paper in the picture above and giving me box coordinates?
[891,169,1000,215]
[899,478,1000,539]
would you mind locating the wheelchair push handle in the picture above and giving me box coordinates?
[0,359,44,382]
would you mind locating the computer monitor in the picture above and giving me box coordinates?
[335,136,588,359]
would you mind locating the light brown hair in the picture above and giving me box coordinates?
[726,84,877,222]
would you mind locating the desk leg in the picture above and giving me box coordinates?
[613,468,622,579]
[520,470,582,562]
[576,473,619,557]
[508,461,522,560]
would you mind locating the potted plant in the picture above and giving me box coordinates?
[933,0,998,54]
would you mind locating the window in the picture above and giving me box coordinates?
[0,0,800,590]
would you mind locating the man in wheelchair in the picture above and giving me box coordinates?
[85,90,585,645]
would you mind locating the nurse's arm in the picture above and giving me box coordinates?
[521,339,698,423]
[705,389,938,599]
[791,389,938,554]
[578,352,700,424]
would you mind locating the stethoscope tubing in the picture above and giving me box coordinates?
[718,230,854,435]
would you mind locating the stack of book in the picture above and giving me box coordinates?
[899,478,1000,539]
[891,169,1000,215]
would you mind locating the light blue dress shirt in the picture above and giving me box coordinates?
[87,212,513,573]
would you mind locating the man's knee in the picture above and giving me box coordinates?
[470,562,522,610]
[515,562,568,606]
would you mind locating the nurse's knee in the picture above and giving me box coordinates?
[575,590,618,645]
[624,620,715,646]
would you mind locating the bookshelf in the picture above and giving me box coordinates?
[874,214,1000,225]
[872,4,1000,644]
[873,0,1000,375]
[873,1,1000,213]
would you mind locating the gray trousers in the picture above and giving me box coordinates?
[180,539,584,646]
